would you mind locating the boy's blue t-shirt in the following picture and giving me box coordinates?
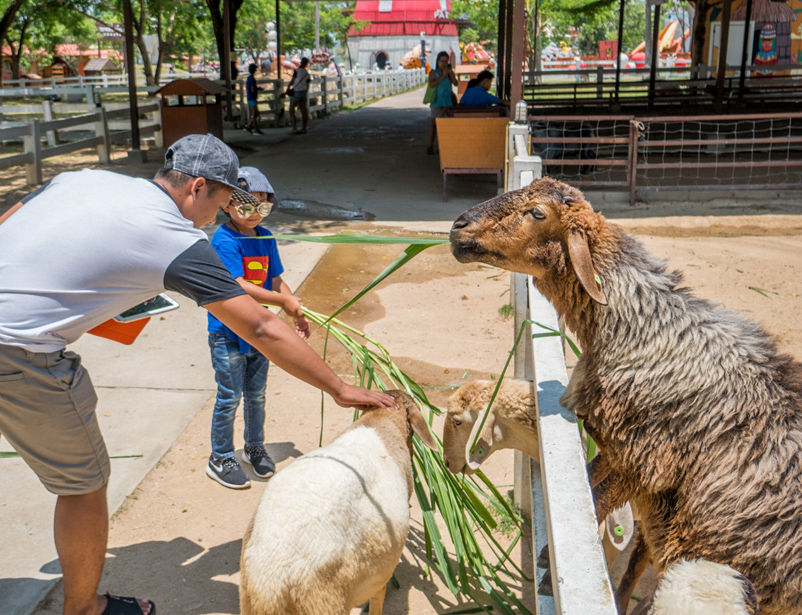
[207,223,284,353]
[460,86,500,107]
[246,74,258,101]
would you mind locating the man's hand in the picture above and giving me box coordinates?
[332,384,397,410]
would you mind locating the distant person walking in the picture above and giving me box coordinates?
[261,56,271,76]
[285,57,310,135]
[427,51,457,155]
[245,63,265,135]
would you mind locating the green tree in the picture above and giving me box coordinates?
[236,0,274,62]
[451,0,499,51]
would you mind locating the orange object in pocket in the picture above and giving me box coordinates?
[87,317,150,345]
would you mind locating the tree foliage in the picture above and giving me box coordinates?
[451,0,499,51]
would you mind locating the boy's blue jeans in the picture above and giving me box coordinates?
[208,333,270,459]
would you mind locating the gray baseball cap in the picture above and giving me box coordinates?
[164,134,259,205]
[238,167,275,195]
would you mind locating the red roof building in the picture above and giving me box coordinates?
[347,0,461,70]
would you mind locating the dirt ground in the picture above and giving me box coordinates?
[29,210,802,615]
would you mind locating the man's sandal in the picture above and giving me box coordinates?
[101,593,156,615]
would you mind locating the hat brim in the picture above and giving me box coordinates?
[229,187,260,205]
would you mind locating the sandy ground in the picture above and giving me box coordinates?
[27,211,802,615]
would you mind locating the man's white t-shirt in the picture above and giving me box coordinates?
[0,169,244,352]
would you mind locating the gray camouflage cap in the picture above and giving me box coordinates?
[164,134,259,205]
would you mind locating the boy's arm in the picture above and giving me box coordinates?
[273,275,311,339]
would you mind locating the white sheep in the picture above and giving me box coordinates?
[239,390,438,615]
[637,559,761,615]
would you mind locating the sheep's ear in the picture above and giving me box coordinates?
[408,406,439,451]
[465,413,496,471]
[567,232,607,305]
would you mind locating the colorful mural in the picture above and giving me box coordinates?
[707,0,801,76]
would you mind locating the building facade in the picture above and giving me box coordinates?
[347,0,461,70]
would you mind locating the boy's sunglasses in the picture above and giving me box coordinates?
[231,201,274,217]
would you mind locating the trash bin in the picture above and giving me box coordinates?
[154,78,225,147]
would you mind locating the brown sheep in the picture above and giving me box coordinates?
[449,177,802,615]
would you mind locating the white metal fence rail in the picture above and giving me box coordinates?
[509,125,617,615]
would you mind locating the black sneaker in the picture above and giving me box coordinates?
[243,445,275,478]
[243,126,253,134]
[253,128,265,135]
[206,455,251,489]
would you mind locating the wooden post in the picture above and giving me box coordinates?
[715,0,733,112]
[94,107,111,164]
[152,104,163,148]
[614,0,625,100]
[42,100,59,146]
[510,0,526,108]
[628,120,640,206]
[738,0,753,95]
[24,119,42,186]
[322,76,328,114]
[648,2,661,107]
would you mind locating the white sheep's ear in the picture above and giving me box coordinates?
[465,412,496,471]
[408,406,439,451]
[567,232,607,305]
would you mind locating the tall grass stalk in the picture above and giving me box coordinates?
[302,307,532,614]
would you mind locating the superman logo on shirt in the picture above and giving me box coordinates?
[243,256,269,286]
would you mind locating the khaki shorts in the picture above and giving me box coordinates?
[0,344,109,495]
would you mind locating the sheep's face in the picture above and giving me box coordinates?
[442,381,492,474]
[450,177,606,305]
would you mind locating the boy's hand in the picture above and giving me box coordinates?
[282,295,305,321]
[295,317,311,340]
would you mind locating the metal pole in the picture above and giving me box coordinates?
[223,0,233,120]
[614,0,625,100]
[715,0,732,112]
[648,2,661,107]
[122,0,140,150]
[738,0,752,95]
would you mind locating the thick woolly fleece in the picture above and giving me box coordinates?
[450,178,802,615]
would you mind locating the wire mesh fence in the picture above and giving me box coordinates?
[527,112,802,202]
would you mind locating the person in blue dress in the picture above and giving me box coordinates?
[427,51,458,155]
[459,70,510,108]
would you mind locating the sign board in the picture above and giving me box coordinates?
[96,23,124,41]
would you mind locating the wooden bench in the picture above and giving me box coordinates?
[435,116,507,201]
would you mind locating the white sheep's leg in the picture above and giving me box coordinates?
[368,585,387,615]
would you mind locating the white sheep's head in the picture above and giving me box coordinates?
[443,379,537,474]
[450,177,607,306]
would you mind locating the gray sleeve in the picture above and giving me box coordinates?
[20,181,52,204]
[164,239,247,306]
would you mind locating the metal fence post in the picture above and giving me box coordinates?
[94,108,111,164]
[24,119,42,186]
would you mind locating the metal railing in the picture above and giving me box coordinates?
[524,112,802,204]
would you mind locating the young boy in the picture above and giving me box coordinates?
[206,166,311,489]
[245,63,265,135]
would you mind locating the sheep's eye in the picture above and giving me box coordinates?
[452,417,463,427]
[529,209,546,221]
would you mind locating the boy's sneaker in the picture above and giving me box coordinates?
[253,128,265,135]
[243,126,253,134]
[243,445,275,478]
[206,455,251,489]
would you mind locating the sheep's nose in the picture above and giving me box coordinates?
[444,457,452,471]
[451,215,470,231]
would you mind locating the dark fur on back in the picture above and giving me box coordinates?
[450,178,802,615]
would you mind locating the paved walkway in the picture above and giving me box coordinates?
[0,87,490,615]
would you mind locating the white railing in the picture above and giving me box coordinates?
[508,131,617,615]
[0,101,161,186]
[239,68,426,126]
